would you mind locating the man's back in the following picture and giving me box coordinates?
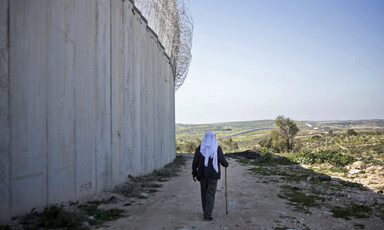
[192,145,229,181]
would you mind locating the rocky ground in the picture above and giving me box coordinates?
[3,154,384,230]
[305,161,384,193]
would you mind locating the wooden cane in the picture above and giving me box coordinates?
[225,167,228,214]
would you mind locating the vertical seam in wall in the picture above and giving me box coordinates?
[73,1,77,198]
[7,0,11,215]
[152,36,155,169]
[109,0,113,185]
[122,1,126,178]
[94,2,98,194]
[45,4,49,206]
[140,17,143,175]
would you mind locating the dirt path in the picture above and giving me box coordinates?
[96,155,384,230]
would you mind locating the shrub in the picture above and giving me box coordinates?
[259,135,272,149]
[317,150,355,167]
[253,148,293,165]
[346,129,357,136]
[331,203,371,219]
[311,135,323,141]
[292,139,303,153]
[254,152,273,164]
[291,150,355,167]
[329,167,349,173]
[219,138,239,153]
[184,141,198,154]
[259,147,273,155]
[292,150,318,164]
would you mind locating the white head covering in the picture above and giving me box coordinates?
[200,131,219,173]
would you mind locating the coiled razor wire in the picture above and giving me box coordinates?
[135,0,193,90]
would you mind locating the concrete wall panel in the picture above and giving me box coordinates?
[166,64,172,163]
[161,58,167,166]
[159,56,164,166]
[132,11,142,176]
[170,68,176,162]
[111,0,124,185]
[124,1,136,177]
[95,0,112,193]
[9,0,48,215]
[120,1,130,179]
[46,0,76,204]
[164,62,169,163]
[140,22,149,175]
[0,0,10,222]
[73,0,97,198]
[153,44,161,170]
[166,63,171,162]
[146,32,155,174]
[158,52,164,167]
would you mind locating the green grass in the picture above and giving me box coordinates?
[279,185,323,213]
[354,224,365,229]
[249,162,318,183]
[139,155,186,182]
[329,167,349,173]
[78,202,125,226]
[228,131,384,224]
[339,181,367,190]
[239,149,376,219]
[18,205,86,230]
[243,151,369,193]
[237,158,251,165]
[18,203,125,230]
[331,204,372,220]
[116,155,186,199]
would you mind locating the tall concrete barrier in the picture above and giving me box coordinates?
[0,0,176,223]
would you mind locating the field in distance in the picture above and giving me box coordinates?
[176,119,384,150]
[176,119,384,192]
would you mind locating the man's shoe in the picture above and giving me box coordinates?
[204,217,213,221]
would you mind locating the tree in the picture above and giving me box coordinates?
[269,129,287,152]
[346,129,357,136]
[259,135,272,149]
[274,115,299,152]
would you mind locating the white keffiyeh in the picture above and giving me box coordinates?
[200,131,219,173]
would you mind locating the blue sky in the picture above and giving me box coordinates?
[175,0,384,124]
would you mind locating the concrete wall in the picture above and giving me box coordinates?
[0,0,10,223]
[0,0,176,223]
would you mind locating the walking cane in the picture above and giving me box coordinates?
[225,167,228,214]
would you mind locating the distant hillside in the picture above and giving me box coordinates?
[176,120,275,141]
[176,119,384,142]
[176,119,275,134]
[299,119,384,130]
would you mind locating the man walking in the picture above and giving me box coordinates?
[192,131,229,221]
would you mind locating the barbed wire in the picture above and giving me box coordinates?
[134,0,193,90]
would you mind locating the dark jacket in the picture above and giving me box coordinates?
[192,145,229,181]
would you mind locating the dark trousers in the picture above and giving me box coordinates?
[200,178,218,218]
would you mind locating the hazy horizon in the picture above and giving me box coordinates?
[176,0,384,124]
